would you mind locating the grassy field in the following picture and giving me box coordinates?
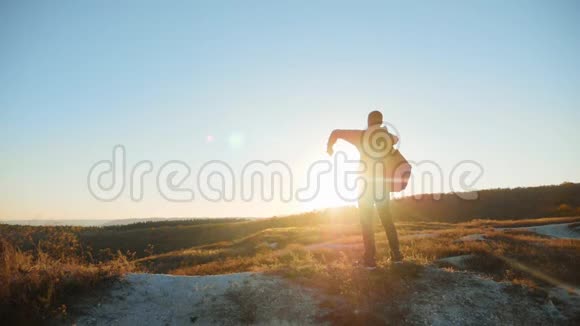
[134,216,580,286]
[0,228,134,324]
[2,183,580,323]
[2,214,579,323]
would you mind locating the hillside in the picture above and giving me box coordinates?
[393,182,580,222]
[2,183,580,324]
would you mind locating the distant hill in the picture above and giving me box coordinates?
[392,182,580,222]
[3,182,579,228]
[0,217,248,228]
[0,219,110,227]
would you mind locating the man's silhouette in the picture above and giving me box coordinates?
[327,110,402,267]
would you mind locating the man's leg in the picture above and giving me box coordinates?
[376,196,402,261]
[358,196,376,266]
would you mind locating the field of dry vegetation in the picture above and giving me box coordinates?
[136,216,580,285]
[2,214,579,324]
[0,227,134,324]
[2,183,579,324]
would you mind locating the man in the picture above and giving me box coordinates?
[326,110,402,268]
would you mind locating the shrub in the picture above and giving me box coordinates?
[0,232,134,324]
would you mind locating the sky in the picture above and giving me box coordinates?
[1,0,579,220]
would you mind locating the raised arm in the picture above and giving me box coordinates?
[327,129,363,155]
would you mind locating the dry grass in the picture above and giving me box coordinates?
[0,230,134,324]
[145,216,580,294]
[137,225,360,273]
[399,227,580,289]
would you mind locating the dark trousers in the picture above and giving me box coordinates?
[358,189,401,262]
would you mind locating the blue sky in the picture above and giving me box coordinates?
[1,0,579,219]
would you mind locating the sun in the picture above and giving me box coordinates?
[300,142,360,210]
[308,187,349,210]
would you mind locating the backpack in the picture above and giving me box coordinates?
[362,125,412,192]
[384,149,412,192]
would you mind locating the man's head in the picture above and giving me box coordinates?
[367,110,383,127]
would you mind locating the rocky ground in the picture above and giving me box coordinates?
[60,272,321,326]
[60,268,579,325]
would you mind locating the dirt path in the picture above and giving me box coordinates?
[500,222,580,239]
[305,233,438,251]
